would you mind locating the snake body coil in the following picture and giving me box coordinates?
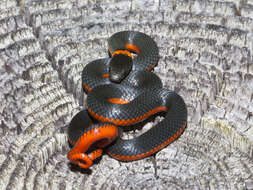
[67,31,187,168]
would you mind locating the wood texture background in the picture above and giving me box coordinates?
[0,0,252,189]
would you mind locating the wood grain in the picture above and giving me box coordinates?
[0,0,252,189]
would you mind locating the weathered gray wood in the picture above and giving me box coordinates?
[0,0,252,189]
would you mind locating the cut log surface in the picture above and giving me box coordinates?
[0,0,253,189]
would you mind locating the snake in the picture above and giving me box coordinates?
[67,31,187,169]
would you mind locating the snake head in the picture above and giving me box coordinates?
[109,53,133,83]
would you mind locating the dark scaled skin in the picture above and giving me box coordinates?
[109,54,133,83]
[67,31,187,168]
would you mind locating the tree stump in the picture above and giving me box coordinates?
[0,0,252,189]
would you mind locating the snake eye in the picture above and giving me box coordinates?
[109,53,133,83]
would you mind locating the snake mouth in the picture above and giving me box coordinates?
[109,73,123,83]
